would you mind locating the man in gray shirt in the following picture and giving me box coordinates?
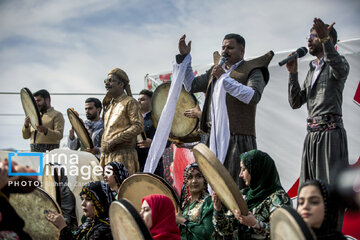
[67,98,104,159]
[286,18,350,187]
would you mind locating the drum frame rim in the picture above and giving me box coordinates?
[118,172,180,212]
[20,87,42,129]
[193,143,248,215]
[67,108,94,149]
[110,199,153,240]
[270,206,316,240]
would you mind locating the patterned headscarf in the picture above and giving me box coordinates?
[75,181,114,240]
[105,162,129,187]
[240,150,284,211]
[142,194,181,240]
[298,179,344,239]
[79,181,114,219]
[179,162,208,209]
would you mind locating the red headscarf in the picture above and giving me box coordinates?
[142,194,181,240]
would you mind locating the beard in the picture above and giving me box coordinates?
[86,113,97,121]
[309,43,323,56]
[38,103,47,114]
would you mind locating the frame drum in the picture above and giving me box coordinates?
[109,199,153,240]
[270,206,317,240]
[152,82,198,139]
[20,87,42,129]
[9,187,61,240]
[193,143,248,215]
[118,173,179,213]
[67,108,94,149]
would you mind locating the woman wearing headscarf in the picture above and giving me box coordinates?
[176,162,215,240]
[212,149,292,239]
[46,181,114,240]
[140,194,181,240]
[297,179,346,240]
[104,161,129,199]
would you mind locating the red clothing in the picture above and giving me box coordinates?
[142,194,181,240]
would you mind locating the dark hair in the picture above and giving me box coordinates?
[310,25,338,45]
[85,97,102,109]
[33,89,50,101]
[298,179,340,233]
[139,89,153,98]
[224,33,246,48]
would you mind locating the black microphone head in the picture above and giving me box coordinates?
[296,47,308,58]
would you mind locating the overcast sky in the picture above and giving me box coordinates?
[0,0,359,150]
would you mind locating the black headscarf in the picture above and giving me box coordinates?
[240,150,284,211]
[105,162,129,187]
[79,181,114,219]
[298,180,346,240]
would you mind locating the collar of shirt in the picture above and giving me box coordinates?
[142,111,151,118]
[223,59,244,73]
[311,57,324,69]
[311,57,325,88]
[41,107,54,116]
[110,92,127,104]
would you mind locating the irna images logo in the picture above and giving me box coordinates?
[8,151,43,176]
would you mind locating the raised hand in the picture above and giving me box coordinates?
[178,34,192,55]
[313,18,335,39]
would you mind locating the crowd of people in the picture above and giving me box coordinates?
[0,17,358,239]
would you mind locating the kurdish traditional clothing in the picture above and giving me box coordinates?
[179,51,273,188]
[100,92,143,175]
[288,40,350,186]
[179,163,215,240]
[59,181,114,240]
[22,107,64,152]
[213,150,291,239]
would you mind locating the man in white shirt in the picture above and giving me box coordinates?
[176,33,272,187]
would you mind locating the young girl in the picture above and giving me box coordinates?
[46,181,114,239]
[176,162,215,239]
[297,179,346,240]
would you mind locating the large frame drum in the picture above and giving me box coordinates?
[20,87,42,129]
[270,206,317,240]
[193,143,248,215]
[9,187,61,240]
[118,173,179,213]
[109,199,153,240]
[152,82,199,141]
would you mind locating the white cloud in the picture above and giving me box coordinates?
[0,0,359,150]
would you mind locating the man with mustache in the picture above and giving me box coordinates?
[100,68,144,175]
[22,89,65,152]
[177,34,272,188]
[67,98,104,159]
[286,18,350,187]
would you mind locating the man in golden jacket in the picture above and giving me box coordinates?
[100,68,144,175]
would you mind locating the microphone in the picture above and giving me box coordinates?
[211,57,227,84]
[218,56,226,66]
[278,47,308,66]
